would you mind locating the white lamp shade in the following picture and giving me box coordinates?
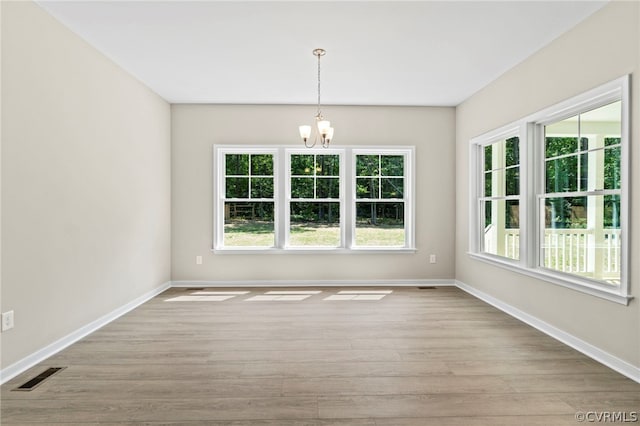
[299,125,311,139]
[326,127,334,140]
[317,120,331,135]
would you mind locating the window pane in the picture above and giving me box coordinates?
[546,156,578,193]
[382,178,403,199]
[224,202,274,247]
[542,195,620,284]
[317,155,339,176]
[355,202,405,246]
[251,154,273,175]
[291,154,314,175]
[505,137,519,167]
[579,152,588,192]
[250,177,273,198]
[545,137,579,159]
[380,155,404,176]
[605,137,621,147]
[484,145,492,172]
[484,171,492,197]
[356,155,379,176]
[481,199,519,260]
[225,154,249,175]
[544,196,586,229]
[291,177,314,199]
[289,202,340,247]
[356,177,378,199]
[604,194,621,229]
[225,177,248,198]
[604,146,621,190]
[505,167,519,196]
[317,178,339,199]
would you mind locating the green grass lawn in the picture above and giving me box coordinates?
[224,221,274,247]
[289,223,340,246]
[355,225,405,246]
[224,221,404,247]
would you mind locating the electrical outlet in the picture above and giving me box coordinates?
[2,311,14,332]
[429,254,437,264]
[196,255,203,265]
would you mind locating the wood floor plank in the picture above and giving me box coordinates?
[282,375,514,396]
[2,286,639,425]
[317,393,575,418]
[373,415,581,425]
[240,360,452,378]
[2,377,284,400]
[1,397,318,423]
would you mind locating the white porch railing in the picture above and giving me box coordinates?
[485,227,621,276]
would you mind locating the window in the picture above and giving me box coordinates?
[214,146,414,252]
[288,152,342,247]
[478,135,521,260]
[219,149,277,248]
[355,153,407,247]
[469,76,629,304]
[540,102,622,285]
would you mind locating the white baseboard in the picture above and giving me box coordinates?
[171,278,455,288]
[455,280,640,384]
[0,281,171,385]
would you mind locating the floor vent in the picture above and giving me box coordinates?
[187,287,205,291]
[13,367,65,391]
[418,286,437,290]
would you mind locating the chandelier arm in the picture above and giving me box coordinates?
[305,135,317,149]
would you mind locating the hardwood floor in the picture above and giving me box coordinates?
[2,286,639,425]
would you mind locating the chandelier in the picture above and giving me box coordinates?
[299,48,334,148]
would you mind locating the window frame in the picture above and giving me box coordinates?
[285,148,346,249]
[468,75,631,304]
[351,149,414,250]
[472,128,525,262]
[213,145,416,254]
[213,146,279,251]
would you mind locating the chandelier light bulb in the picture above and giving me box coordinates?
[299,125,311,141]
[317,120,331,135]
[326,127,334,142]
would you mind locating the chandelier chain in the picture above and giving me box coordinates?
[317,52,322,117]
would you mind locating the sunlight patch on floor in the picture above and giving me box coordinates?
[165,289,392,302]
[246,294,311,301]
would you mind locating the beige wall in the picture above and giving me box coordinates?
[1,2,171,368]
[456,1,640,367]
[171,104,455,282]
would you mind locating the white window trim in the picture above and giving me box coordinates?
[213,145,416,254]
[468,75,631,305]
[469,123,526,262]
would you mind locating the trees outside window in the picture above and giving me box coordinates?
[214,146,414,252]
[355,154,406,247]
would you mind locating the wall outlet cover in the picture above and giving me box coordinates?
[2,311,15,331]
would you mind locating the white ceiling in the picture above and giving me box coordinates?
[36,1,607,106]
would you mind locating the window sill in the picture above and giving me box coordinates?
[213,247,417,255]
[467,252,632,305]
